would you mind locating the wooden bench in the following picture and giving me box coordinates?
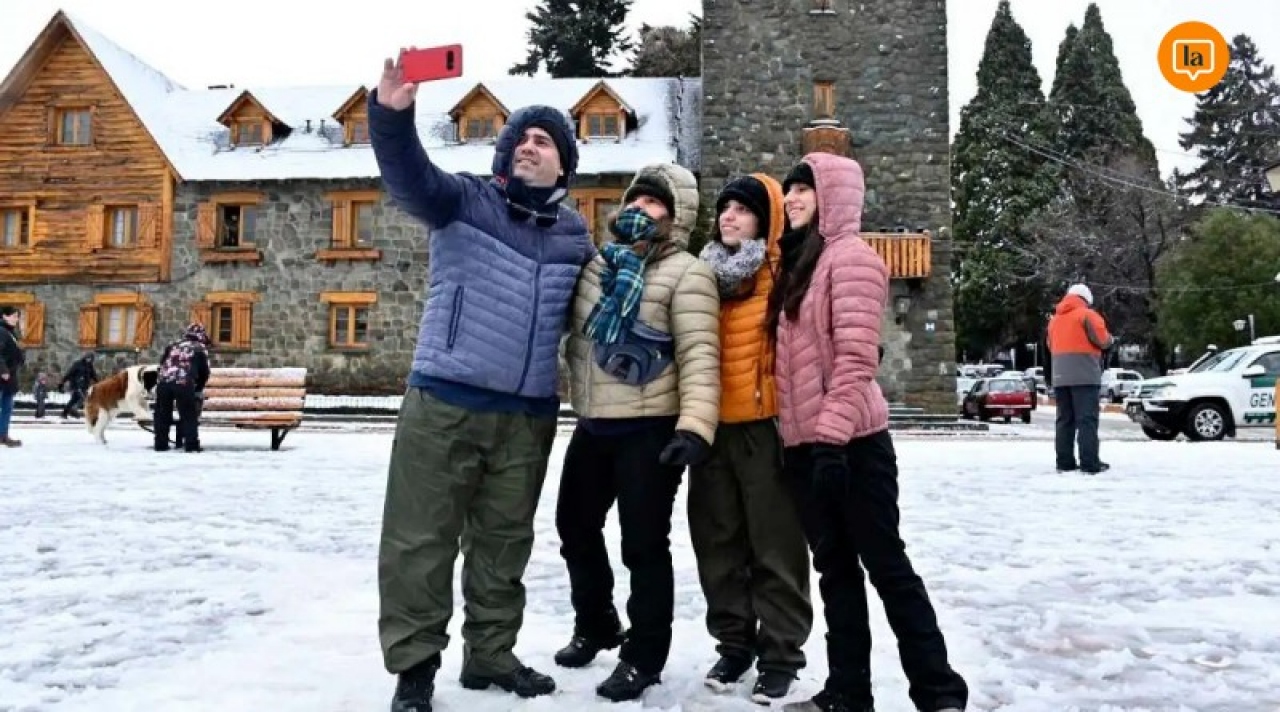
[138,367,308,450]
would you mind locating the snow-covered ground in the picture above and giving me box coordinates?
[2,425,1279,712]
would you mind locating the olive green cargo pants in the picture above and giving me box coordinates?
[688,418,814,673]
[378,389,557,675]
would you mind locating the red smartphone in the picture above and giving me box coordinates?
[398,45,463,83]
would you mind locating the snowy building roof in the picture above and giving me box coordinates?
[1,11,702,182]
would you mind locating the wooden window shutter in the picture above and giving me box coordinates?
[196,203,217,248]
[137,203,160,248]
[85,205,105,250]
[78,306,99,348]
[331,201,350,248]
[190,301,212,328]
[232,303,253,349]
[134,303,154,347]
[20,301,45,347]
[27,205,41,247]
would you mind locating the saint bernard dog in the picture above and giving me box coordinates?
[85,364,159,444]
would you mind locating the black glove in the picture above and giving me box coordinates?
[658,430,711,467]
[810,443,848,483]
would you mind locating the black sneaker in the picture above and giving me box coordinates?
[390,656,439,712]
[1081,462,1110,474]
[782,689,870,712]
[459,665,555,698]
[596,661,660,702]
[751,670,796,704]
[553,631,624,668]
[703,654,753,691]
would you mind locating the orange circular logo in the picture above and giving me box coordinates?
[1159,21,1230,92]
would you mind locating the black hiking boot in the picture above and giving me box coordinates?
[751,669,796,704]
[554,630,625,668]
[459,665,555,698]
[390,656,439,712]
[782,689,871,712]
[703,654,754,691]
[596,661,660,702]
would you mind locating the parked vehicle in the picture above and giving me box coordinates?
[1125,336,1280,441]
[960,376,1034,424]
[1101,368,1144,403]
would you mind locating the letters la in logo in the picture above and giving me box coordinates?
[1158,21,1229,93]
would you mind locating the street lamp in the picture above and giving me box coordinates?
[1234,315,1257,343]
[1267,161,1280,193]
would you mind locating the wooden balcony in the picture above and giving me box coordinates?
[862,231,932,279]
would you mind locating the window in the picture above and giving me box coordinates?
[586,113,620,138]
[321,292,377,349]
[463,115,499,141]
[107,206,138,248]
[218,204,257,247]
[233,121,265,146]
[569,188,625,245]
[54,107,92,145]
[196,194,264,263]
[319,191,382,261]
[1,207,32,248]
[0,292,44,347]
[811,0,834,12]
[814,81,835,119]
[191,292,257,350]
[1250,352,1280,377]
[347,118,369,145]
[79,294,153,349]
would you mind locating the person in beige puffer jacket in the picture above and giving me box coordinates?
[554,161,721,703]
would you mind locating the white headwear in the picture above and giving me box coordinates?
[1067,283,1093,305]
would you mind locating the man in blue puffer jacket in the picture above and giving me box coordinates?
[369,55,594,712]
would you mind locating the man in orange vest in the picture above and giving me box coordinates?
[1047,284,1113,474]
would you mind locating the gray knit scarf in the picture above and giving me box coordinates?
[699,238,768,299]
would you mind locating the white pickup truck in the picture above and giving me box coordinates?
[1124,336,1280,441]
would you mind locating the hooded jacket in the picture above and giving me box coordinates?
[773,153,890,447]
[713,174,785,424]
[368,94,595,405]
[564,163,722,445]
[1047,293,1112,387]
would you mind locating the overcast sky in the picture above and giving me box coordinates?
[1,0,1277,178]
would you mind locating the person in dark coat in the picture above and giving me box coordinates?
[58,353,98,418]
[153,323,211,453]
[0,305,25,447]
[33,373,49,419]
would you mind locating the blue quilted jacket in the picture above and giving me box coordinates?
[368,93,594,401]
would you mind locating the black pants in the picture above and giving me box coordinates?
[1054,385,1102,470]
[62,388,85,417]
[784,430,967,711]
[556,419,683,676]
[154,382,199,451]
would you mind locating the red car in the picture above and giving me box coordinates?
[960,376,1034,423]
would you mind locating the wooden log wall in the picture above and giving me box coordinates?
[862,231,932,280]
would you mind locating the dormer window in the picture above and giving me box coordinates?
[447,83,510,145]
[570,81,635,142]
[216,90,289,148]
[332,87,371,146]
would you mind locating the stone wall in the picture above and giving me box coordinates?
[5,174,629,395]
[701,0,956,412]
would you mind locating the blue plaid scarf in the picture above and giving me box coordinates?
[584,208,659,345]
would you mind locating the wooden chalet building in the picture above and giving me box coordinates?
[0,11,700,393]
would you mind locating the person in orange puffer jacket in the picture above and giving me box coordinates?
[691,174,813,703]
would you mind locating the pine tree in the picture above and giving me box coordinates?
[951,0,1056,356]
[510,0,635,77]
[629,13,701,77]
[1176,34,1280,212]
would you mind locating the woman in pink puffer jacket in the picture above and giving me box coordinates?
[768,153,967,712]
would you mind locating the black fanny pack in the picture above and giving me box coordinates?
[593,320,674,386]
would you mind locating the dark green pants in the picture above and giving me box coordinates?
[378,388,557,675]
[688,418,814,673]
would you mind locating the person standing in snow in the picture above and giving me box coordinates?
[553,162,720,702]
[690,174,813,702]
[153,323,210,453]
[58,353,97,419]
[0,305,26,447]
[33,373,49,419]
[769,154,967,712]
[369,53,595,712]
[1047,283,1113,474]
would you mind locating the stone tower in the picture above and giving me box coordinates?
[700,0,957,413]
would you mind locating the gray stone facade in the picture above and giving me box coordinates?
[700,0,956,412]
